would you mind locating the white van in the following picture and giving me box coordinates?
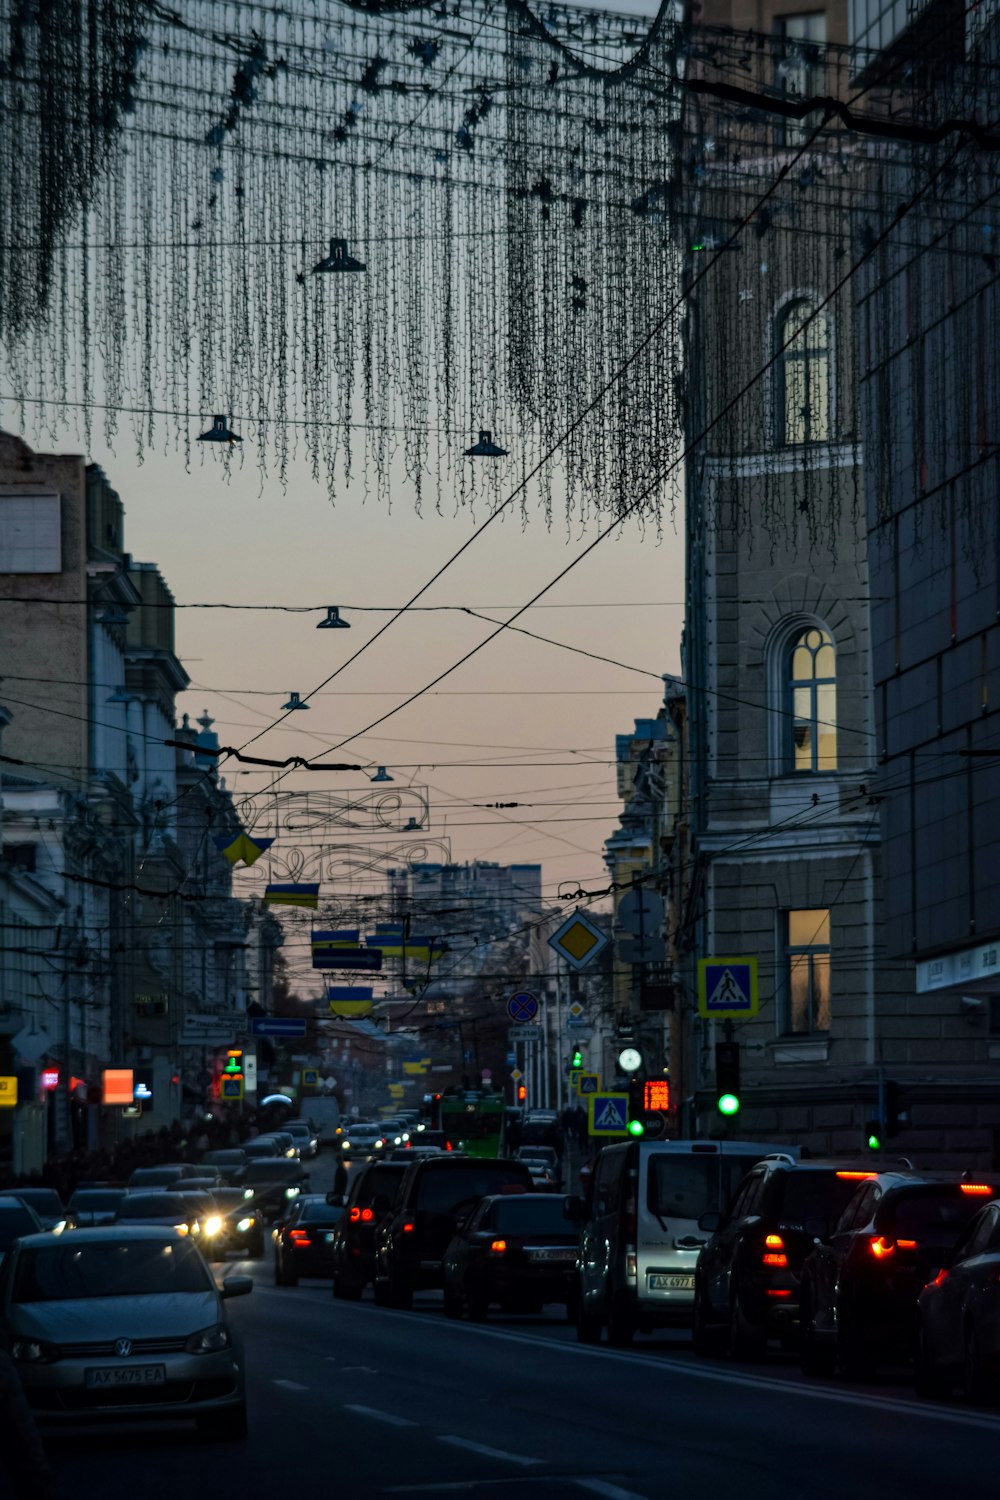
[576,1138,799,1346]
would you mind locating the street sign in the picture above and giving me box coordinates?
[0,1076,16,1109]
[697,957,759,1020]
[569,1069,582,1090]
[303,1068,319,1087]
[568,1001,585,1019]
[510,1068,523,1082]
[617,888,664,935]
[506,1051,516,1065]
[548,910,610,972]
[250,1017,308,1037]
[587,1091,630,1137]
[507,991,539,1022]
[243,1055,258,1093]
[220,1076,244,1101]
[578,1073,600,1095]
[617,934,667,964]
[508,1025,540,1043]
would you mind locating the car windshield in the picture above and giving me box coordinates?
[647,1156,753,1220]
[117,1194,189,1218]
[298,1202,344,1224]
[491,1197,571,1234]
[0,1206,40,1248]
[416,1166,529,1215]
[243,1161,302,1183]
[70,1192,123,1213]
[776,1173,863,1224]
[890,1188,991,1241]
[12,1239,213,1301]
[14,1191,64,1215]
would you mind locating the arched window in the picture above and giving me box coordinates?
[789,626,837,772]
[777,300,830,445]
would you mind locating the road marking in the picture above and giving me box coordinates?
[576,1482,649,1500]
[437,1436,542,1466]
[334,1361,378,1372]
[344,1403,418,1427]
[271,1377,309,1391]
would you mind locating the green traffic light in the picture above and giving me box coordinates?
[571,1049,583,1069]
[867,1132,881,1151]
[627,1118,645,1136]
[717,1093,740,1117]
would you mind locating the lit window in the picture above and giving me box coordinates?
[777,300,830,445]
[789,626,837,772]
[784,909,831,1034]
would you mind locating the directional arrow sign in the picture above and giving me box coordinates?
[250,1017,308,1038]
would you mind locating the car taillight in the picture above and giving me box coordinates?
[836,1171,877,1181]
[764,1234,784,1249]
[766,1289,792,1298]
[896,1239,917,1251]
[489,1239,506,1254]
[361,1207,374,1223]
[290,1229,310,1247]
[403,1221,415,1233]
[762,1233,787,1268]
[870,1236,895,1258]
[349,1207,361,1223]
[960,1184,993,1197]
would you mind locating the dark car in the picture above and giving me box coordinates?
[799,1172,1000,1377]
[442,1192,579,1321]
[113,1192,204,1237]
[0,1196,44,1261]
[331,1161,409,1301]
[203,1187,265,1259]
[238,1159,309,1222]
[274,1198,346,1286]
[127,1164,202,1190]
[693,1159,874,1359]
[240,1138,285,1162]
[9,1190,68,1231]
[67,1188,127,1227]
[373,1155,534,1308]
[915,1195,1000,1401]
[201,1149,248,1183]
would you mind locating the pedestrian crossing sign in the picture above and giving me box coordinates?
[697,956,758,1020]
[577,1073,600,1096]
[587,1092,630,1137]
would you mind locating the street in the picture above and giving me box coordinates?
[42,1153,1000,1499]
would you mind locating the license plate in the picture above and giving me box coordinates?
[85,1365,166,1389]
[324,1232,337,1244]
[528,1249,574,1263]
[648,1273,694,1291]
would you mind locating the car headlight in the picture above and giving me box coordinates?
[11,1339,60,1363]
[174,1223,189,1236]
[285,1186,300,1198]
[184,1324,230,1355]
[416,1123,425,1132]
[203,1215,223,1237]
[401,1133,409,1143]
[52,1219,67,1235]
[236,1216,255,1233]
[243,1188,254,1199]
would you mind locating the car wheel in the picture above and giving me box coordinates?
[726,1279,766,1362]
[692,1280,724,1356]
[799,1291,835,1378]
[388,1271,413,1310]
[443,1282,463,1319]
[963,1325,997,1405]
[197,1403,248,1442]
[576,1301,603,1344]
[913,1321,950,1399]
[607,1292,634,1348]
[466,1281,489,1322]
[836,1299,873,1380]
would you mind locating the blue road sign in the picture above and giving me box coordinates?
[578,1074,600,1095]
[697,957,759,1020]
[250,1017,308,1038]
[507,991,539,1022]
[587,1092,630,1137]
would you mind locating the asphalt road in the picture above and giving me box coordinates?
[39,1151,1000,1499]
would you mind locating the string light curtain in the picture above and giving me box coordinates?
[0,0,996,535]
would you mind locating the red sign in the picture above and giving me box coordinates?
[103,1069,134,1106]
[643,1078,671,1112]
[40,1069,60,1091]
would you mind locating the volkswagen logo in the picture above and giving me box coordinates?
[114,1338,133,1358]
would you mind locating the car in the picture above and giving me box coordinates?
[9,1190,69,1232]
[330,1161,409,1301]
[274,1198,346,1286]
[442,1192,580,1321]
[915,1195,1000,1401]
[201,1188,265,1260]
[0,1197,45,1264]
[800,1172,1000,1377]
[67,1189,127,1228]
[341,1124,383,1160]
[113,1192,205,1239]
[373,1155,534,1309]
[127,1165,202,1190]
[388,1146,443,1162]
[199,1150,247,1183]
[238,1160,310,1223]
[693,1158,869,1360]
[577,1139,798,1348]
[515,1146,559,1175]
[282,1122,319,1159]
[262,1132,299,1159]
[241,1138,284,1162]
[517,1159,560,1191]
[0,1225,251,1437]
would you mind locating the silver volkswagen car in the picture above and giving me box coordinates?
[0,1225,251,1439]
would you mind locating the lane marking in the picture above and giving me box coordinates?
[576,1482,649,1500]
[271,1378,309,1391]
[344,1403,419,1428]
[437,1436,543,1466]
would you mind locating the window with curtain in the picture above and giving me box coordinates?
[783,908,831,1034]
[777,300,830,444]
[789,625,837,772]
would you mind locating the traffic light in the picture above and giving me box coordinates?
[715,1041,741,1116]
[223,1049,243,1079]
[626,1077,645,1137]
[571,1046,583,1069]
[517,1083,527,1102]
[865,1120,882,1152]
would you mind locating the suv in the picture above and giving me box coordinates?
[373,1156,533,1308]
[799,1172,1000,1377]
[577,1139,796,1347]
[692,1159,875,1359]
[331,1161,409,1300]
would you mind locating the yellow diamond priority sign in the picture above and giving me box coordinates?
[548,910,609,972]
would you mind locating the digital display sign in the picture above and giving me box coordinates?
[643,1078,671,1112]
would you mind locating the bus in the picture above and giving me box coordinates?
[439,1091,504,1158]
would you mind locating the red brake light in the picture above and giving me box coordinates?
[349,1207,361,1223]
[289,1229,310,1246]
[960,1184,993,1196]
[764,1234,785,1250]
[403,1221,415,1233]
[489,1239,507,1254]
[896,1239,918,1251]
[836,1171,877,1180]
[870,1236,895,1258]
[762,1252,788,1268]
[766,1288,792,1298]
[360,1207,374,1223]
[445,1141,453,1152]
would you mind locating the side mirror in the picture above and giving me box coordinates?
[563,1194,585,1222]
[803,1216,829,1241]
[221,1276,253,1299]
[697,1210,722,1234]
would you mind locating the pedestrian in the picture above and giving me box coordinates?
[333,1156,348,1200]
[0,1349,52,1499]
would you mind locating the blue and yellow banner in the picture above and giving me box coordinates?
[327,985,374,1019]
[264,883,320,909]
[215,831,273,867]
